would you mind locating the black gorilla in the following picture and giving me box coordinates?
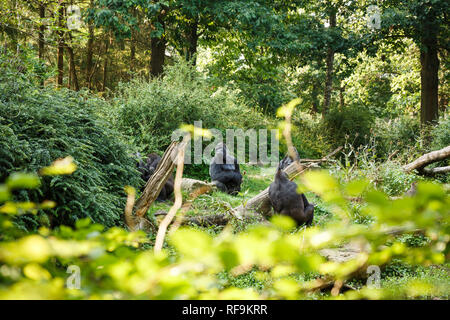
[268,159,314,226]
[136,152,174,201]
[209,142,243,195]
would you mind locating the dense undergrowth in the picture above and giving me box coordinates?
[0,55,141,229]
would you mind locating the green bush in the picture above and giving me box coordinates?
[0,64,141,229]
[291,110,332,159]
[373,116,420,160]
[378,162,419,196]
[106,60,273,178]
[431,116,450,151]
[323,104,375,151]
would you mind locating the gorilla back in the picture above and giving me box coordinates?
[268,166,314,226]
[209,143,243,195]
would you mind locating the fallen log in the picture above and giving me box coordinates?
[423,165,450,175]
[181,178,215,193]
[403,145,450,173]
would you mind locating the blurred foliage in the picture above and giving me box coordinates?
[0,56,141,229]
[0,160,448,299]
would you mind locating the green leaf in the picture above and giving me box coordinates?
[270,215,296,231]
[40,156,77,176]
[345,179,370,197]
[0,184,11,203]
[6,173,41,189]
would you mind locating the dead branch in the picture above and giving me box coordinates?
[134,141,180,218]
[388,150,399,161]
[154,136,190,253]
[124,187,156,232]
[423,165,450,175]
[125,141,186,232]
[403,145,450,173]
[181,178,215,193]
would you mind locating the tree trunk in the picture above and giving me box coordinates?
[57,1,65,88]
[130,30,136,71]
[419,32,439,125]
[102,35,111,92]
[185,16,198,64]
[38,3,46,86]
[339,84,345,109]
[86,0,94,89]
[130,8,136,72]
[323,8,336,115]
[311,82,320,113]
[66,35,79,91]
[150,15,166,78]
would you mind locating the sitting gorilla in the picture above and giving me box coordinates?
[268,161,314,226]
[279,147,300,170]
[136,152,174,201]
[209,142,243,195]
[277,147,314,222]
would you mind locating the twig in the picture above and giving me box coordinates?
[154,135,190,253]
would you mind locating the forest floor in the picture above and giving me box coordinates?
[145,164,450,299]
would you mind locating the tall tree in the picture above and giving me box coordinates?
[66,33,79,91]
[57,0,65,87]
[149,11,166,77]
[38,1,46,86]
[380,0,449,125]
[102,33,111,91]
[323,5,337,114]
[85,0,94,89]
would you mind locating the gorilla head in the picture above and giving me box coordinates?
[209,142,243,195]
[279,147,300,170]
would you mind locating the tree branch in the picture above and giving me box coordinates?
[403,146,450,173]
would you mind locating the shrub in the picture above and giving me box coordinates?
[0,65,141,229]
[323,104,375,151]
[378,162,419,196]
[291,110,332,159]
[373,116,420,160]
[431,116,450,151]
[106,60,273,178]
